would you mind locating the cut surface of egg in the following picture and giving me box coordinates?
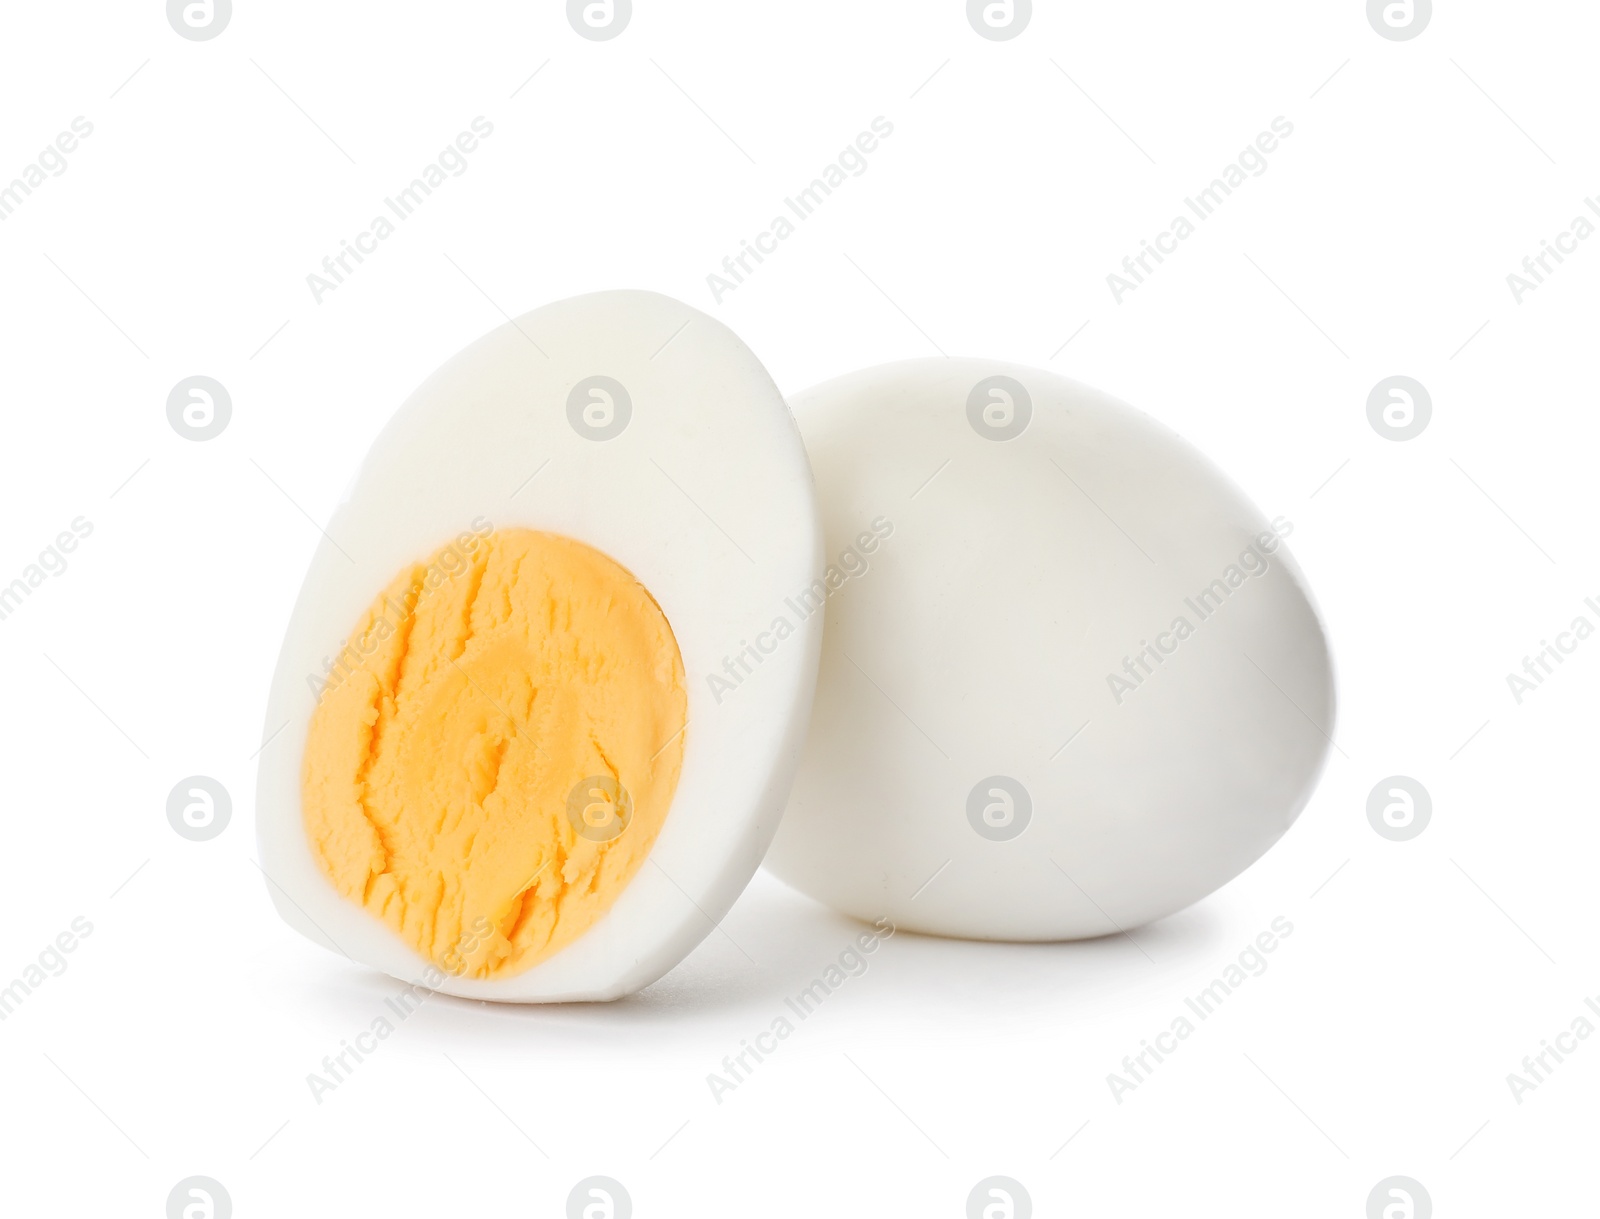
[764,359,1335,940]
[258,290,823,1001]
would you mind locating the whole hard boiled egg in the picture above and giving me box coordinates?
[257,291,822,1001]
[764,359,1335,939]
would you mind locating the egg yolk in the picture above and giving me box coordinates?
[301,528,687,979]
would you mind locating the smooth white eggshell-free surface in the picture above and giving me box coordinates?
[257,290,822,1001]
[764,359,1335,940]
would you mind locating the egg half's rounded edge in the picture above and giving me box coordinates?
[764,357,1336,941]
[256,290,824,1001]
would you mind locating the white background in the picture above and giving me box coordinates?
[1,1,1596,1214]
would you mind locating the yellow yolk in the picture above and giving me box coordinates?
[302,528,687,979]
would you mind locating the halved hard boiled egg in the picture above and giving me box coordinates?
[257,291,822,1001]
